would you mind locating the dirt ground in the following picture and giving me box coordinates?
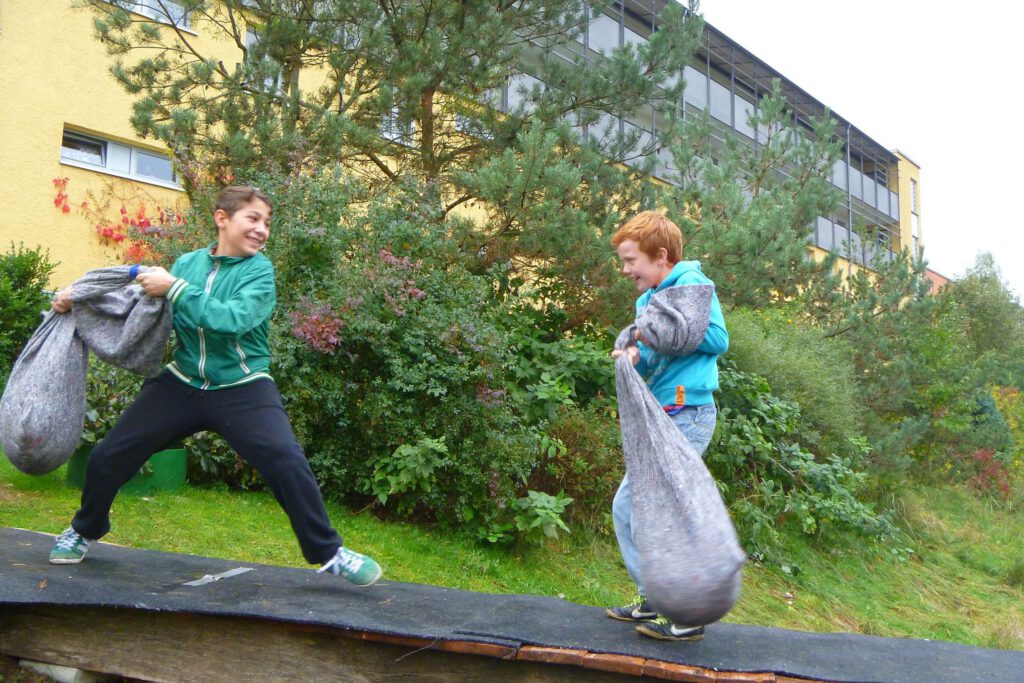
[0,655,53,683]
[0,655,154,683]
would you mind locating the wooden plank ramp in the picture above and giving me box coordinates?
[2,527,1020,683]
[1,605,806,682]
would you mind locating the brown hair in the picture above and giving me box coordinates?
[214,185,272,217]
[611,211,682,264]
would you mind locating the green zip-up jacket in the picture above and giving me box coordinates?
[162,245,276,390]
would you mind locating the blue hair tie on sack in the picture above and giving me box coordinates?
[129,264,140,280]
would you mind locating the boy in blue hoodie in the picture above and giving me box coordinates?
[607,211,728,641]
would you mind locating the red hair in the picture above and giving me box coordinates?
[611,211,682,263]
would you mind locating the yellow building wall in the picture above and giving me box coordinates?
[0,1,243,288]
[808,245,864,279]
[895,151,922,255]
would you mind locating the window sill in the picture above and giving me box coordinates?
[59,159,184,192]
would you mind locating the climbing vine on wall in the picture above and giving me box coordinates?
[51,176,186,263]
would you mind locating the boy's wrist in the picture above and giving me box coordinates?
[165,278,188,303]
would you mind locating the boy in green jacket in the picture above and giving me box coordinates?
[608,211,728,640]
[48,186,381,587]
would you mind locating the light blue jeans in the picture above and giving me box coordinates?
[612,403,718,598]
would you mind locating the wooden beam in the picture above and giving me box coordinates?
[0,605,631,682]
[1,605,828,682]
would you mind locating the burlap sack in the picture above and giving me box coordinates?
[0,266,171,475]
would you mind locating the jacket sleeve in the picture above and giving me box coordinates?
[164,261,276,335]
[698,290,729,355]
[674,270,728,356]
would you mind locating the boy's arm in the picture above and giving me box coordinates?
[697,291,729,355]
[672,270,728,356]
[165,261,276,335]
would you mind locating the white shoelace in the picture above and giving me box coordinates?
[54,529,85,550]
[318,548,364,575]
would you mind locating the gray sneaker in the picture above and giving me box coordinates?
[636,617,705,641]
[49,527,90,564]
[606,596,658,622]
[317,546,382,587]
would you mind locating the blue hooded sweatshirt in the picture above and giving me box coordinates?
[634,260,728,409]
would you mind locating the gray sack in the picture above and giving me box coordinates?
[614,284,746,625]
[0,266,172,475]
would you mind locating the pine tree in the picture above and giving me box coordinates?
[82,0,848,326]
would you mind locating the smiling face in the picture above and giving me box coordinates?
[616,238,674,292]
[214,197,272,258]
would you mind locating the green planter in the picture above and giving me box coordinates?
[66,445,187,495]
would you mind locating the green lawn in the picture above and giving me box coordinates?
[1,456,1021,650]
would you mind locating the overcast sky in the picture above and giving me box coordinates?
[700,0,1024,298]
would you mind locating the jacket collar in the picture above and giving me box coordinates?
[205,243,253,265]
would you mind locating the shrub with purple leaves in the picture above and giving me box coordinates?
[289,297,345,354]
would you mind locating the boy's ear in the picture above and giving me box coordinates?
[213,208,229,231]
[656,247,669,264]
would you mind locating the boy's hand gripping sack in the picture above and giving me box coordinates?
[614,284,746,625]
[0,266,172,475]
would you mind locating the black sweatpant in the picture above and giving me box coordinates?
[71,372,342,564]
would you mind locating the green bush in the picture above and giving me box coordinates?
[0,244,56,386]
[504,308,617,413]
[529,402,623,530]
[710,360,896,561]
[185,429,262,490]
[273,237,541,530]
[369,437,451,514]
[82,358,144,447]
[725,306,864,456]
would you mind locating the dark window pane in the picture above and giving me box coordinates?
[61,134,105,166]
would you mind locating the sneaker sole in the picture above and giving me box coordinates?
[49,557,85,565]
[351,566,383,588]
[635,625,704,642]
[323,564,382,587]
[606,608,658,622]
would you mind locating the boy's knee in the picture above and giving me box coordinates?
[84,443,129,471]
[252,440,309,476]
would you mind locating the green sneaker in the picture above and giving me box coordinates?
[49,527,90,565]
[635,615,705,641]
[317,546,382,587]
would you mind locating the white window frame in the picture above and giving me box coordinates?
[118,0,193,30]
[60,129,181,190]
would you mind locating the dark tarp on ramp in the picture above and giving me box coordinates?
[1,527,1021,683]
